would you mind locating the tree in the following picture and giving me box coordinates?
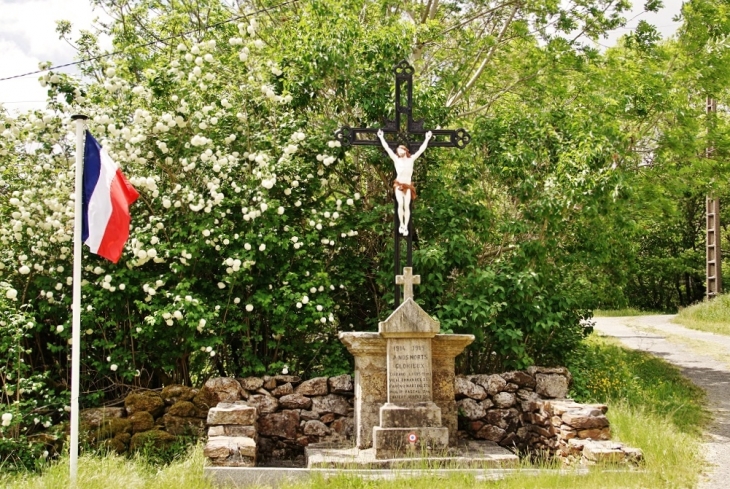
[0,0,687,409]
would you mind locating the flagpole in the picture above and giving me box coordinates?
[70,114,87,485]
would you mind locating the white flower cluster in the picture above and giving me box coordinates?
[316,152,337,166]
[1,412,12,427]
[191,134,212,146]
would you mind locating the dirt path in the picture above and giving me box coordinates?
[593,315,730,489]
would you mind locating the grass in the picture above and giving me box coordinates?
[0,443,213,489]
[0,335,708,489]
[568,334,709,433]
[593,308,664,317]
[674,294,730,336]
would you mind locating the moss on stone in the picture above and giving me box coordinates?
[129,429,177,451]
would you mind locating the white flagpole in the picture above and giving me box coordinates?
[70,114,87,485]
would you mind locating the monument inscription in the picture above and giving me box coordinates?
[387,339,432,403]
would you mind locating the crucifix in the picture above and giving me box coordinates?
[335,60,471,307]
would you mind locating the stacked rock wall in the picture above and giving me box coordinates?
[455,366,573,450]
[80,384,207,454]
[204,403,258,466]
[454,367,641,462]
[233,374,355,461]
[80,367,639,465]
[79,375,354,460]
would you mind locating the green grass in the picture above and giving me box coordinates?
[593,308,664,317]
[0,443,213,489]
[1,336,708,489]
[674,294,730,336]
[568,334,709,433]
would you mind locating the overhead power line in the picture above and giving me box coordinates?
[0,0,300,83]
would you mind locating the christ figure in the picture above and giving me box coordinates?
[377,129,432,236]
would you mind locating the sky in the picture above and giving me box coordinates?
[0,0,685,114]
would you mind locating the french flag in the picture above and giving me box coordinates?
[82,131,139,263]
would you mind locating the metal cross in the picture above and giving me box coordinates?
[335,60,471,307]
[395,267,421,301]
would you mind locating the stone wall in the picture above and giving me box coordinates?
[80,374,355,462]
[455,366,574,450]
[80,367,639,465]
[454,367,641,463]
[80,384,206,454]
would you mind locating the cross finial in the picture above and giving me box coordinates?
[395,267,421,301]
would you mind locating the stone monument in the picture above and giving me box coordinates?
[339,267,474,458]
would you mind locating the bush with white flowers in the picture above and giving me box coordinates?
[0,1,383,409]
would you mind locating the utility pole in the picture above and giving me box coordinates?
[706,97,721,299]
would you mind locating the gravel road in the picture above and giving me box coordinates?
[593,315,730,489]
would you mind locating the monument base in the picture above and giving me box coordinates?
[379,402,442,427]
[372,426,449,459]
[306,439,519,468]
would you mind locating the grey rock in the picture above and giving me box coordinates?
[562,411,610,430]
[493,392,516,409]
[456,398,487,420]
[244,394,279,414]
[262,376,277,390]
[239,377,264,391]
[271,383,294,397]
[203,377,243,404]
[208,425,257,438]
[475,425,506,442]
[454,377,487,400]
[501,371,537,388]
[330,417,354,437]
[471,374,507,396]
[303,420,330,436]
[516,389,540,402]
[479,398,494,410]
[328,374,353,394]
[295,377,329,396]
[299,410,319,420]
[279,393,312,410]
[207,404,257,426]
[484,409,513,430]
[274,375,301,384]
[311,394,349,416]
[258,410,300,440]
[535,374,569,399]
[204,436,256,466]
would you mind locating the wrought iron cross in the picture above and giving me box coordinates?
[335,60,471,307]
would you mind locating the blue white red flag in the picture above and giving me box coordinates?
[82,131,139,263]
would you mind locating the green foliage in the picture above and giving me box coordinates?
[567,334,709,433]
[0,282,66,472]
[130,435,198,466]
[675,293,730,335]
[0,0,651,405]
[1,0,728,452]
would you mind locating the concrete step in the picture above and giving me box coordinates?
[306,439,518,469]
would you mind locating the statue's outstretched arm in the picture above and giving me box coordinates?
[412,131,432,160]
[377,129,398,162]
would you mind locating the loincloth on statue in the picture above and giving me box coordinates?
[393,180,417,200]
